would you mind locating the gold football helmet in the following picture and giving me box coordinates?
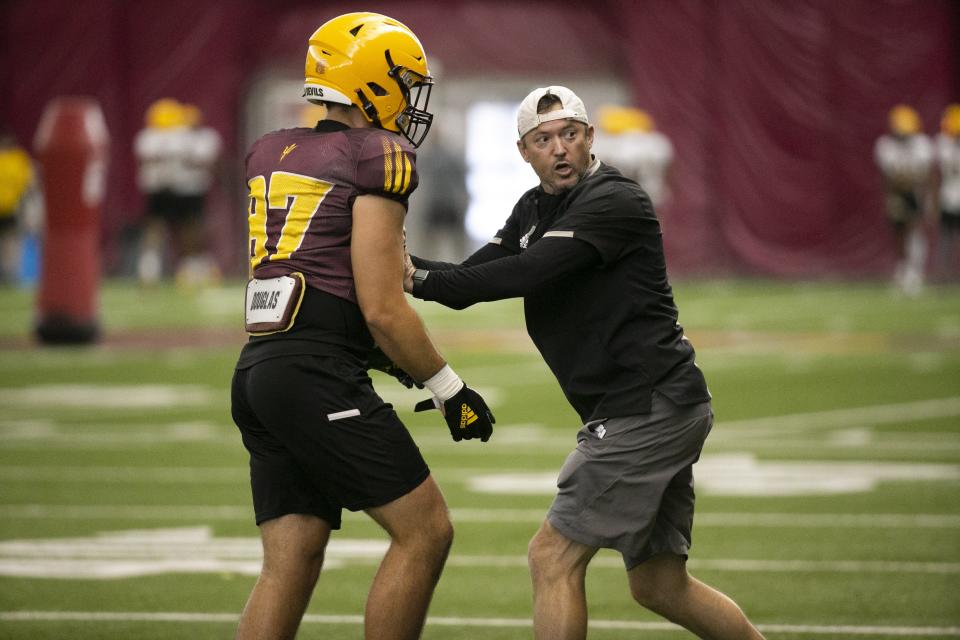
[145,98,184,129]
[303,12,434,147]
[942,104,960,137]
[598,106,654,135]
[182,104,203,127]
[889,104,922,136]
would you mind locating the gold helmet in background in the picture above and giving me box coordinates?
[888,104,922,136]
[181,104,203,127]
[145,98,184,129]
[598,106,654,135]
[941,104,960,137]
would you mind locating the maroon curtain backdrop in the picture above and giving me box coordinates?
[2,0,957,277]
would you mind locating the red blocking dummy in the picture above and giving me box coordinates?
[33,97,109,344]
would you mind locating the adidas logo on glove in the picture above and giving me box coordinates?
[460,403,478,428]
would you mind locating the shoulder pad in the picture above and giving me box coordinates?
[356,131,419,198]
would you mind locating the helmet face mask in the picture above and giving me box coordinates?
[303,12,434,147]
[388,56,433,147]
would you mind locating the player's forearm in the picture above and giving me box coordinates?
[363,302,446,383]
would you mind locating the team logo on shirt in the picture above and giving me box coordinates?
[279,144,297,163]
[519,224,537,250]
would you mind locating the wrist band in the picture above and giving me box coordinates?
[423,364,464,402]
[412,269,429,296]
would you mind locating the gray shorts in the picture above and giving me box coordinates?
[547,392,713,570]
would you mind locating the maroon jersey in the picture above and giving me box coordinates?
[246,120,418,304]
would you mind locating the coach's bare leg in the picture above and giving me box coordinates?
[628,552,765,639]
[236,513,331,640]
[528,520,598,640]
[364,475,453,640]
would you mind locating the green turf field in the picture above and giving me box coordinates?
[0,278,958,639]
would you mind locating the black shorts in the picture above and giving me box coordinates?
[942,209,960,233]
[145,190,205,223]
[0,214,16,232]
[231,353,430,528]
[886,190,921,224]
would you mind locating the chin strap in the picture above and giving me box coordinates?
[355,90,382,127]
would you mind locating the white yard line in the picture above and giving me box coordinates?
[0,466,244,483]
[718,397,960,433]
[3,396,958,451]
[0,504,253,520]
[0,611,957,636]
[441,556,960,575]
[1,504,958,529]
[0,524,957,576]
[692,512,960,528]
[707,439,960,452]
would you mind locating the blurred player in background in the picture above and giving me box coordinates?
[934,103,960,279]
[230,12,494,640]
[0,129,36,284]
[171,103,222,288]
[874,104,934,295]
[405,86,764,640]
[417,126,469,263]
[592,105,673,208]
[134,98,184,284]
[134,98,222,287]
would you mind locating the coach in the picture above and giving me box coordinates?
[405,85,765,640]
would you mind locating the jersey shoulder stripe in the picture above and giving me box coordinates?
[380,137,413,195]
[350,130,417,201]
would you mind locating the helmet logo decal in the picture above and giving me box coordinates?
[303,86,324,98]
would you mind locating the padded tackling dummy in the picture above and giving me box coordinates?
[33,97,109,344]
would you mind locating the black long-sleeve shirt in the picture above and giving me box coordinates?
[412,162,709,422]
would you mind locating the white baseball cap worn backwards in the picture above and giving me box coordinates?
[517,85,590,139]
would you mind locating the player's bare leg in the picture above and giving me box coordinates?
[364,475,453,640]
[628,552,765,639]
[137,218,167,285]
[173,215,219,289]
[528,519,598,640]
[235,513,331,640]
[0,228,20,284]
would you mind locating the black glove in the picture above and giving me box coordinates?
[415,384,495,442]
[366,346,422,389]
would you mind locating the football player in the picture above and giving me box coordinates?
[230,13,494,640]
[0,130,34,284]
[934,104,960,277]
[405,86,764,639]
[592,105,674,208]
[874,104,934,295]
[133,98,185,285]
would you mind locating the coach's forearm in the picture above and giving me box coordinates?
[411,241,513,271]
[413,238,600,309]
